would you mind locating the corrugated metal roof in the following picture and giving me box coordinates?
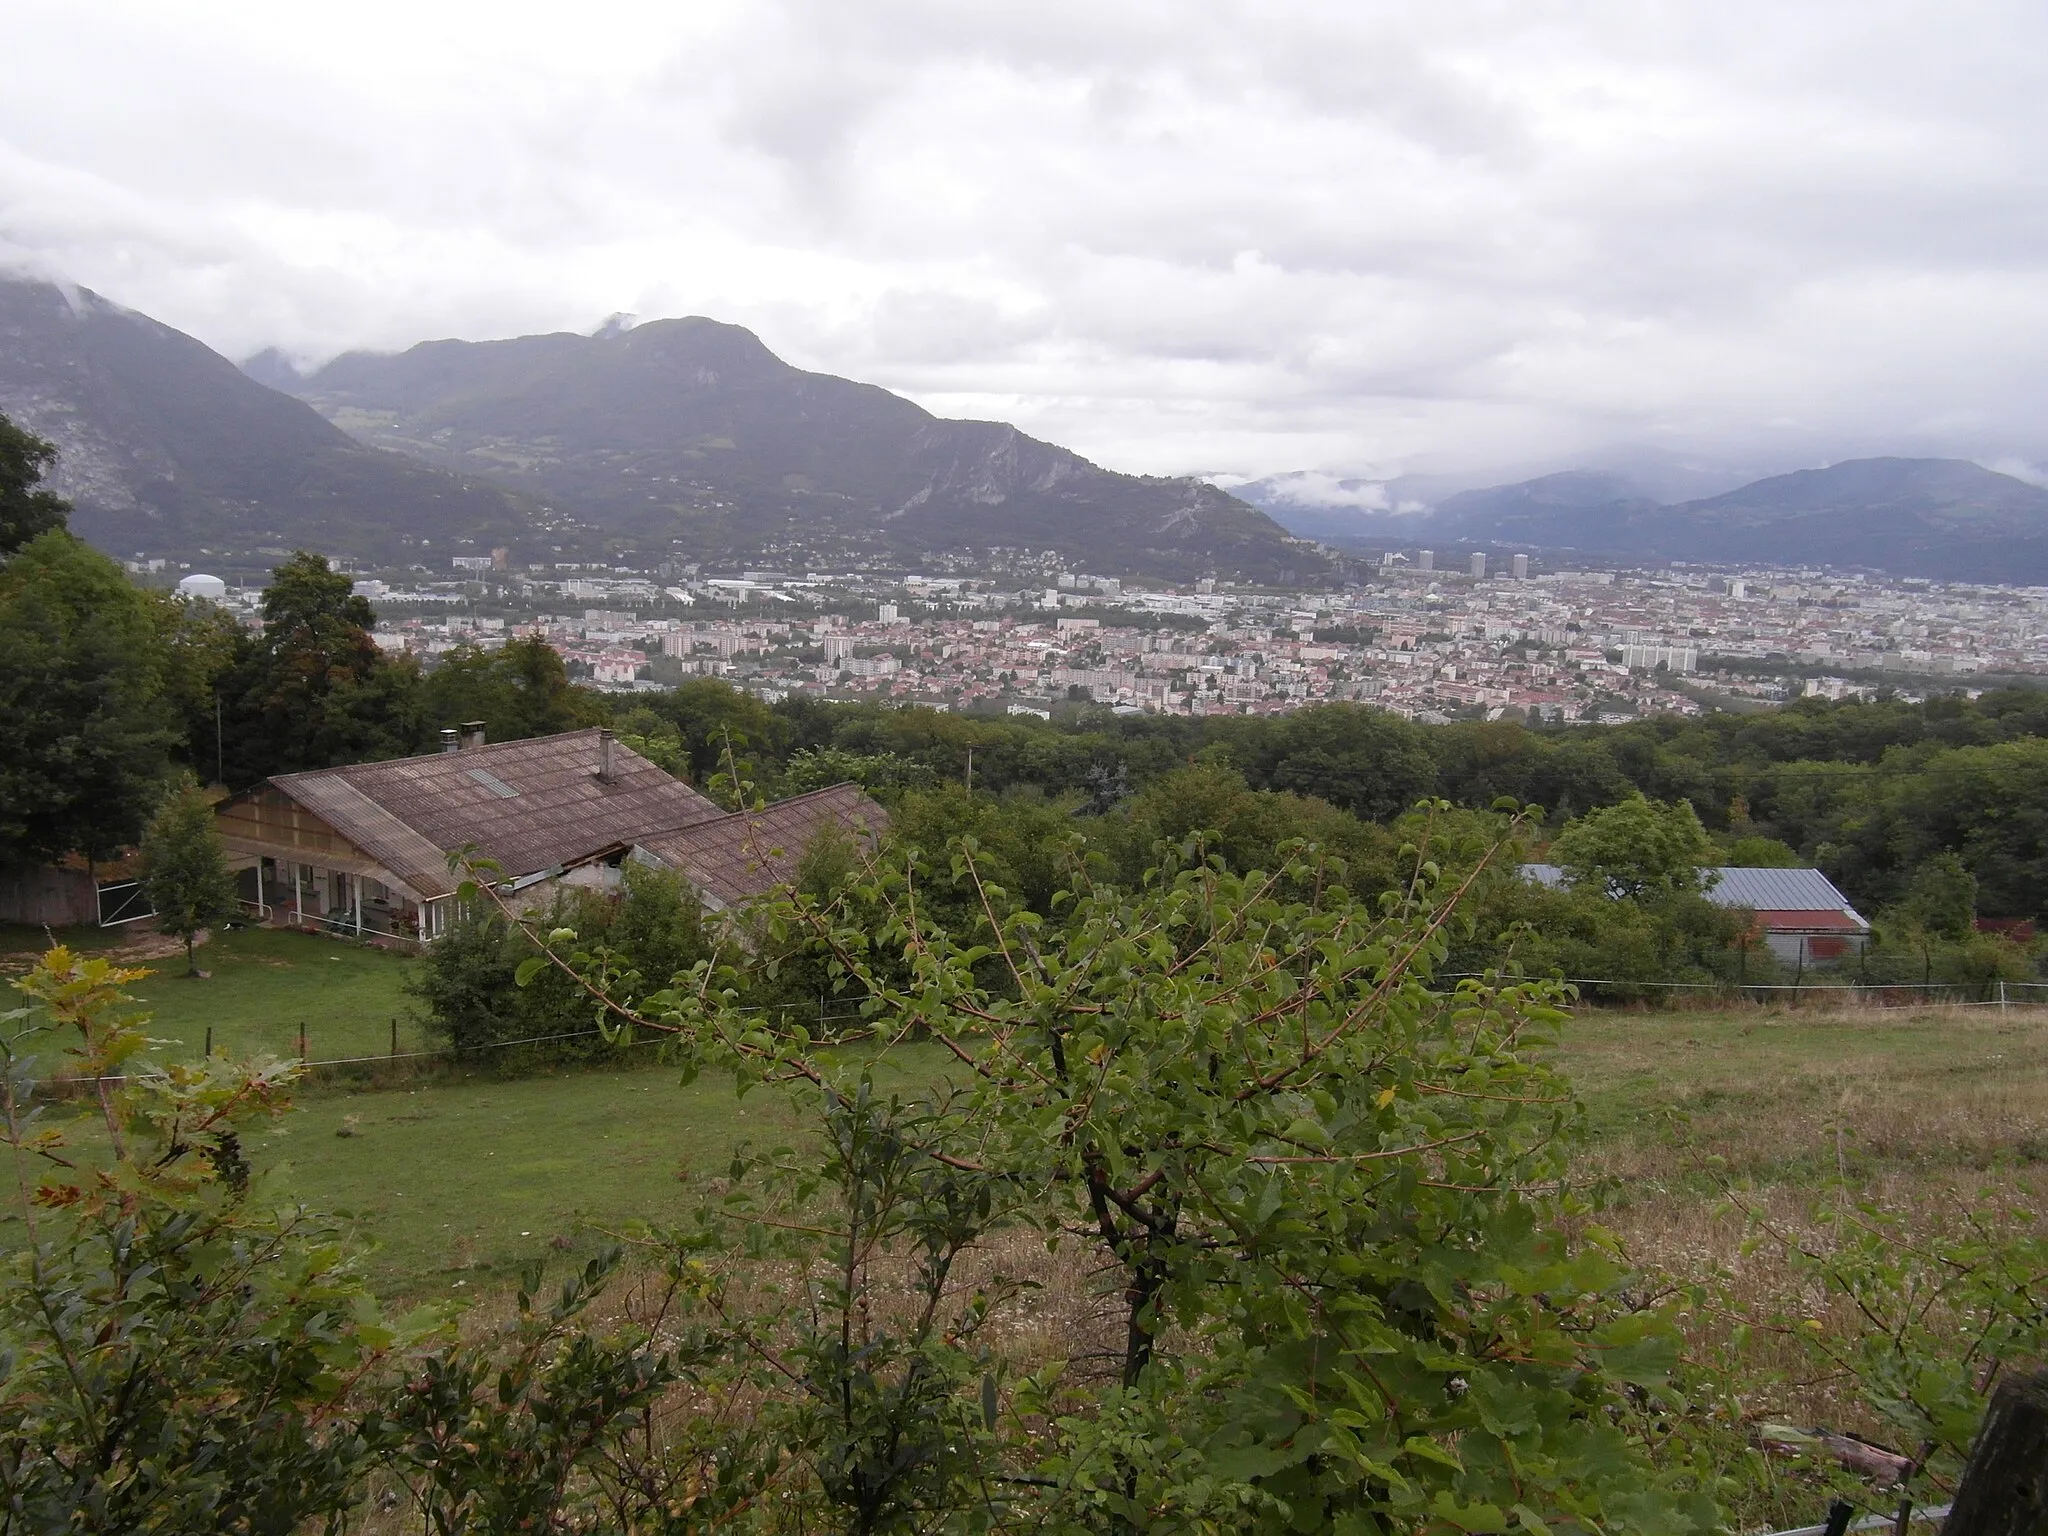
[1707,866,1867,925]
[1519,861,1868,928]
[281,774,461,898]
[640,784,888,910]
[272,729,726,889]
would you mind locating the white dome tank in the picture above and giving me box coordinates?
[176,573,228,600]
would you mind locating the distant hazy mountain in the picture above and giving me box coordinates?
[1242,456,2048,582]
[1442,459,2048,581]
[284,318,1311,580]
[0,276,544,569]
[1655,459,2048,579]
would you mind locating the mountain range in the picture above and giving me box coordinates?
[0,274,1309,581]
[0,278,542,571]
[8,269,2047,585]
[1237,458,2048,584]
[272,318,1306,580]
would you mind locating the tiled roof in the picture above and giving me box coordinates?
[272,729,725,894]
[639,784,889,910]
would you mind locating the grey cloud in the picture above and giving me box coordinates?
[3,0,2046,484]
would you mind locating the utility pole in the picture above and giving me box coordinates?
[215,692,225,786]
[965,745,975,793]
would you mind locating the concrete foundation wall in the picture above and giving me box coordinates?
[0,867,98,927]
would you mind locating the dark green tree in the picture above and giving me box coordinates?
[139,783,240,977]
[148,588,245,783]
[0,532,180,872]
[1897,851,1977,940]
[0,412,71,555]
[1240,702,1439,821]
[638,677,788,783]
[221,550,422,784]
[1724,834,1803,867]
[418,634,596,744]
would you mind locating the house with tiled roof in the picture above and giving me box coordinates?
[215,724,885,942]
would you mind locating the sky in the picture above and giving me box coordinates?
[4,0,2045,490]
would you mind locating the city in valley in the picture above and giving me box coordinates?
[165,546,2048,724]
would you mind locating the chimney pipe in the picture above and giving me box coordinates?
[440,728,459,754]
[597,727,616,782]
[459,720,486,750]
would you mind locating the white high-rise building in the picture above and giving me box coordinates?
[1512,553,1529,579]
[1417,550,1434,572]
[1469,552,1487,579]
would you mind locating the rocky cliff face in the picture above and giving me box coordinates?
[0,276,546,569]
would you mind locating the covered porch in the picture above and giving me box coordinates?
[229,855,454,946]
[216,785,458,948]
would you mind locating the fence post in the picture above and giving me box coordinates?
[2000,979,2009,1015]
[391,1017,399,1058]
[298,1023,307,1061]
[1942,1368,2048,1536]
[203,1025,212,1059]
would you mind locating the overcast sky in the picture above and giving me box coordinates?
[4,0,2044,486]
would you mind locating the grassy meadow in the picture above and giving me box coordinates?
[6,922,2046,1522]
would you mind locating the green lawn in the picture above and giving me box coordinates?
[265,1004,2032,1301]
[3,924,427,1066]
[270,1043,952,1297]
[266,1062,796,1296]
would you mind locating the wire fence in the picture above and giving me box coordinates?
[16,970,2048,1096]
[1507,977,2048,1009]
[17,1003,882,1091]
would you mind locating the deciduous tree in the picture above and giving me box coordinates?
[139,782,239,977]
[0,532,180,871]
[220,550,422,783]
[0,411,70,555]
[1551,792,1716,900]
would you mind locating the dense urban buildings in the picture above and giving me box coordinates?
[166,550,2048,725]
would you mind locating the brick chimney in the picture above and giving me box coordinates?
[459,720,487,750]
[596,727,616,782]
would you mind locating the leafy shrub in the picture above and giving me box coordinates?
[409,864,709,1068]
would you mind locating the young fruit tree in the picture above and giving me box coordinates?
[492,806,1722,1533]
[139,782,239,978]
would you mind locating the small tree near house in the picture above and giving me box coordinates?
[140,783,238,978]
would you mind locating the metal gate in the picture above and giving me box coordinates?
[96,879,156,927]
